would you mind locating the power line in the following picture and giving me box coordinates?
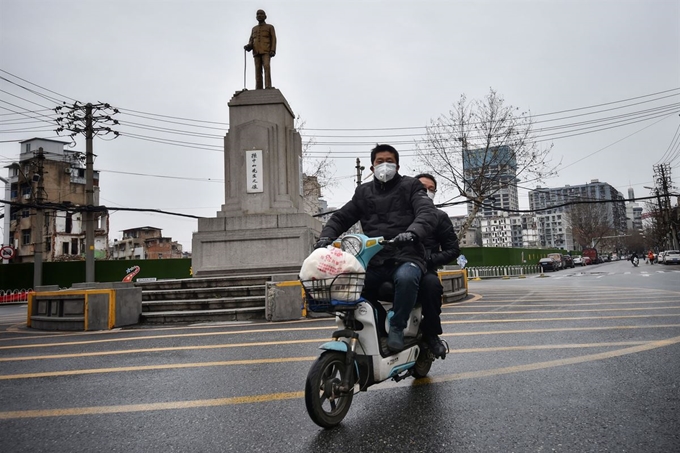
[117,131,223,151]
[1,199,203,219]
[0,69,77,102]
[116,107,229,125]
[100,168,223,183]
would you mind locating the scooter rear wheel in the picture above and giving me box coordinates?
[305,351,354,429]
[412,349,433,379]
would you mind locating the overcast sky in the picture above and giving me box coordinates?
[1,0,679,252]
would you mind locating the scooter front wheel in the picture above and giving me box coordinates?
[304,351,354,429]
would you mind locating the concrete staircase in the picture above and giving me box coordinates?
[135,274,274,324]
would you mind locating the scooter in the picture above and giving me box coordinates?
[301,234,445,429]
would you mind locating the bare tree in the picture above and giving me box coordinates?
[296,115,336,200]
[569,202,615,249]
[417,88,555,238]
[622,229,646,254]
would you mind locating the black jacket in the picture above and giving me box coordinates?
[320,174,437,273]
[423,209,460,272]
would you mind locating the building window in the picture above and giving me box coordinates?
[22,209,30,218]
[22,229,31,245]
[63,242,69,255]
[65,213,72,233]
[71,238,79,255]
[10,184,18,199]
[25,143,31,153]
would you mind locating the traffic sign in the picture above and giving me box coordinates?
[0,246,15,260]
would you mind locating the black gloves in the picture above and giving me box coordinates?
[393,231,416,243]
[314,237,333,249]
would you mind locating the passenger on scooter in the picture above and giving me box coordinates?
[315,144,438,352]
[415,173,460,359]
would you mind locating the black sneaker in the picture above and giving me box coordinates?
[425,335,447,359]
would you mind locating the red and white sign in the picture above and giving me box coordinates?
[0,246,15,260]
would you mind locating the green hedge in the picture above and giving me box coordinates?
[458,247,572,267]
[0,259,192,291]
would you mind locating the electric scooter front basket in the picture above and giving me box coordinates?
[301,272,366,313]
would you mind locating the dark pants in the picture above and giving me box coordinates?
[254,53,272,89]
[417,271,443,336]
[362,262,422,331]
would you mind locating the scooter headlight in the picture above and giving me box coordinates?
[341,236,363,256]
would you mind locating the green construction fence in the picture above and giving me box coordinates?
[0,247,575,291]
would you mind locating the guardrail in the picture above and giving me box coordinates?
[466,265,542,279]
[0,289,33,304]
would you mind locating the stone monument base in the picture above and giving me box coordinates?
[191,213,321,276]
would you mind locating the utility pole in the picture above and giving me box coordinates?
[653,163,678,250]
[33,148,46,288]
[658,164,679,249]
[355,158,364,187]
[84,104,94,282]
[55,101,118,283]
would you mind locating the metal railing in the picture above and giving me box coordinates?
[0,289,33,303]
[465,265,542,279]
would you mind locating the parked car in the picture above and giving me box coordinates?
[572,256,584,266]
[539,257,558,272]
[663,250,680,264]
[583,256,592,265]
[547,253,564,270]
[657,251,666,264]
[561,254,575,268]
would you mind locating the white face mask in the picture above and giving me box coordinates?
[374,162,397,183]
[426,190,436,200]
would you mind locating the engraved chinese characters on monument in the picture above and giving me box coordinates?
[246,150,264,193]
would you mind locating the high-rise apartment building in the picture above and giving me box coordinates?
[626,187,643,232]
[463,145,519,217]
[528,179,626,249]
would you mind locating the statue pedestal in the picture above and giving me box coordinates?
[192,213,320,276]
[191,89,321,276]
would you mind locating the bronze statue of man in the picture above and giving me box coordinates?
[244,9,277,89]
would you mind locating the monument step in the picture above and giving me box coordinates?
[141,285,265,301]
[140,307,265,324]
[142,296,265,312]
[134,274,274,291]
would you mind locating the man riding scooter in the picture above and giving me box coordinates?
[630,251,639,266]
[314,144,437,352]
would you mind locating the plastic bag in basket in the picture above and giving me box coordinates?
[300,247,364,301]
